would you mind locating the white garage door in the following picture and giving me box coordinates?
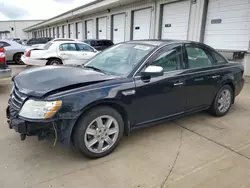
[161,1,190,40]
[97,17,107,39]
[133,8,152,40]
[58,26,62,38]
[53,28,56,38]
[76,22,83,40]
[112,13,126,43]
[62,25,68,38]
[49,28,52,37]
[69,23,75,38]
[56,27,60,38]
[204,0,250,51]
[86,20,93,39]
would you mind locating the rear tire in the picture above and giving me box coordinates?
[46,58,62,65]
[209,85,233,117]
[13,53,23,64]
[73,106,124,159]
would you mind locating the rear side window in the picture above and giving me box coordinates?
[59,43,77,51]
[186,46,212,69]
[211,51,228,65]
[0,42,10,47]
[76,43,94,52]
[103,40,113,46]
[26,38,38,45]
[94,41,104,46]
[39,38,52,44]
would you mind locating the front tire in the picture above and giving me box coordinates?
[209,85,233,117]
[73,106,124,159]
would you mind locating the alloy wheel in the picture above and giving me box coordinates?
[84,115,119,154]
[217,89,231,113]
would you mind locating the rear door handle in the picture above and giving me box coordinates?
[212,75,220,79]
[194,78,204,82]
[174,82,184,86]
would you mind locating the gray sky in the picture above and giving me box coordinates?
[0,0,94,20]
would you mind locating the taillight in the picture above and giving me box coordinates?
[26,50,31,57]
[0,48,6,63]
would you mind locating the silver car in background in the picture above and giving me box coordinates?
[0,39,26,64]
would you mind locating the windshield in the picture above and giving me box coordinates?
[85,43,154,76]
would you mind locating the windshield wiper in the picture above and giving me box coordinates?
[83,65,107,74]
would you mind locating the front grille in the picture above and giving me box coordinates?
[8,88,27,117]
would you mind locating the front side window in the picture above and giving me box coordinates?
[76,43,94,52]
[186,46,212,69]
[150,46,183,72]
[85,43,154,75]
[59,43,77,51]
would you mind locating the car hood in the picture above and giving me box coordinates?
[14,66,117,97]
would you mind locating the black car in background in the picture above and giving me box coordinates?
[26,37,53,46]
[7,40,244,159]
[83,39,114,51]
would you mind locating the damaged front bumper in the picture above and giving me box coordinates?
[6,105,77,147]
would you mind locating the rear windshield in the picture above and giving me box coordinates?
[43,42,53,50]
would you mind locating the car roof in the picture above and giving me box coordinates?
[125,39,204,47]
[84,39,112,41]
[52,38,80,42]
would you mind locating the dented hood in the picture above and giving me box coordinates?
[14,66,117,97]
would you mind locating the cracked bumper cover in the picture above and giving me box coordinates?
[6,106,78,147]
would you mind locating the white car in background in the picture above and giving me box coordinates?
[21,41,99,66]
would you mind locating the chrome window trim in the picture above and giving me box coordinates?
[133,42,232,78]
[134,64,242,79]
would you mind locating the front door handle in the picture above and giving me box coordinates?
[60,53,66,55]
[212,75,220,79]
[174,82,184,86]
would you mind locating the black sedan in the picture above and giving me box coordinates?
[7,40,244,159]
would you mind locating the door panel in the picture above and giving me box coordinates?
[132,72,186,125]
[58,43,81,65]
[183,67,219,110]
[183,44,220,110]
[131,45,187,125]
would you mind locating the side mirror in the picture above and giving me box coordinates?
[141,65,164,78]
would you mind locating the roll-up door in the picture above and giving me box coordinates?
[132,8,152,40]
[86,20,93,39]
[161,1,190,40]
[97,17,107,39]
[76,22,83,40]
[112,13,126,43]
[69,23,75,38]
[204,0,250,51]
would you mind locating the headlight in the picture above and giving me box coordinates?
[19,100,62,119]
